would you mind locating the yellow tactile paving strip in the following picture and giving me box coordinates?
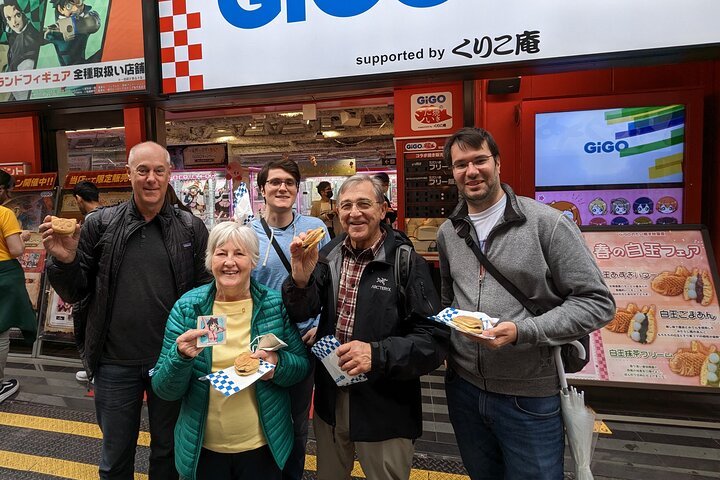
[0,452,148,480]
[0,411,150,446]
[0,411,470,479]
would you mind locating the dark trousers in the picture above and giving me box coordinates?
[94,363,181,480]
[282,356,315,480]
[196,445,281,480]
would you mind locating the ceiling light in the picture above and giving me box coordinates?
[322,130,340,138]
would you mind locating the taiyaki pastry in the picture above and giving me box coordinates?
[302,227,326,250]
[605,303,637,333]
[700,346,720,387]
[626,305,656,344]
[683,269,714,307]
[669,341,709,377]
[234,352,260,376]
[651,266,690,296]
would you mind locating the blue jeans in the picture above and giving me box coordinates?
[445,368,564,480]
[94,363,181,480]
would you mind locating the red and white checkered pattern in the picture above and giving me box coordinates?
[592,330,609,380]
[158,0,204,93]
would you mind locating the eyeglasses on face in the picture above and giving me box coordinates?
[338,199,380,212]
[451,155,494,173]
[133,166,168,178]
[266,178,297,188]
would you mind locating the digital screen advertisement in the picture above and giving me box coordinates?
[573,228,720,389]
[535,106,685,187]
[536,187,683,226]
[0,0,145,102]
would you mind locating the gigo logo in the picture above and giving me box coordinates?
[218,0,447,29]
[406,141,438,151]
[583,140,629,154]
[416,94,446,105]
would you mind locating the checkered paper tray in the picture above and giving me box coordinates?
[199,359,275,397]
[429,308,499,340]
[311,335,368,387]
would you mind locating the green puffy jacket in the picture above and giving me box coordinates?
[151,280,310,479]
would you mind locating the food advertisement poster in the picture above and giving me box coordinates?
[575,228,720,389]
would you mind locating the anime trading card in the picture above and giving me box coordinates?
[197,315,227,346]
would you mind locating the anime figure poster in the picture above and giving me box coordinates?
[0,0,145,102]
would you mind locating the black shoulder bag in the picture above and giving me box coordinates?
[260,217,292,274]
[455,223,590,373]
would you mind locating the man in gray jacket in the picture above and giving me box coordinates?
[437,127,615,480]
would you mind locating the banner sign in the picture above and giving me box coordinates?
[158,0,720,93]
[0,0,145,102]
[62,169,130,189]
[574,227,720,389]
[168,143,228,169]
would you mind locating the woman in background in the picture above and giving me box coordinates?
[0,170,36,404]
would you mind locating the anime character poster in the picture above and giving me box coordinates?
[45,288,74,332]
[0,0,145,102]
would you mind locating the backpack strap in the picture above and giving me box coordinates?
[394,243,412,301]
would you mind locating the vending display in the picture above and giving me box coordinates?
[400,139,457,218]
[170,169,232,229]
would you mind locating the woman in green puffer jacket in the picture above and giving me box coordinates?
[152,222,310,480]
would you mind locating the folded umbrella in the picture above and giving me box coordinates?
[555,341,596,480]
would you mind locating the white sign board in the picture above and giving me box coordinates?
[159,0,720,93]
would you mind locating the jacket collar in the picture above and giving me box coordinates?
[449,183,525,231]
[126,195,176,224]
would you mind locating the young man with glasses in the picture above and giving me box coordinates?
[282,174,449,480]
[250,158,329,480]
[437,127,615,479]
[41,141,212,479]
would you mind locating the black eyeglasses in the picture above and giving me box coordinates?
[451,155,494,172]
[266,178,297,188]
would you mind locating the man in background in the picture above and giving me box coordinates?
[250,158,329,480]
[71,180,101,383]
[73,180,101,217]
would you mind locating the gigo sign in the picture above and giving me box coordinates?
[411,91,453,131]
[218,0,447,28]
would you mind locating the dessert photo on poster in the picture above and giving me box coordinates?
[576,228,720,389]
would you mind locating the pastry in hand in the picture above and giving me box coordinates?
[669,341,709,377]
[651,266,690,296]
[605,303,637,333]
[234,352,259,376]
[626,305,656,344]
[50,216,76,236]
[302,227,326,250]
[683,269,714,307]
[452,315,484,335]
[700,345,720,387]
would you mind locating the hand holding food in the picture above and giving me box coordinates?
[302,226,326,250]
[40,215,80,264]
[50,216,77,236]
[234,352,260,376]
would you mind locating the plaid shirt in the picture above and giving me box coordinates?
[335,230,387,344]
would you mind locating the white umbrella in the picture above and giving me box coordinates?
[554,341,596,480]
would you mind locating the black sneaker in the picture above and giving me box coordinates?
[0,379,19,403]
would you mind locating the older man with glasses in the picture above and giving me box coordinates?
[282,174,449,480]
[40,141,212,479]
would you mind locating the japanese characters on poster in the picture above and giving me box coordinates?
[575,228,720,389]
[0,0,145,102]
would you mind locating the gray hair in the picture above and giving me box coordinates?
[338,174,385,203]
[127,141,172,168]
[205,222,260,271]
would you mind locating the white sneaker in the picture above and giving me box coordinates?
[0,379,19,403]
[75,370,89,382]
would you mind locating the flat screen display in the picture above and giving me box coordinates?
[535,105,685,187]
